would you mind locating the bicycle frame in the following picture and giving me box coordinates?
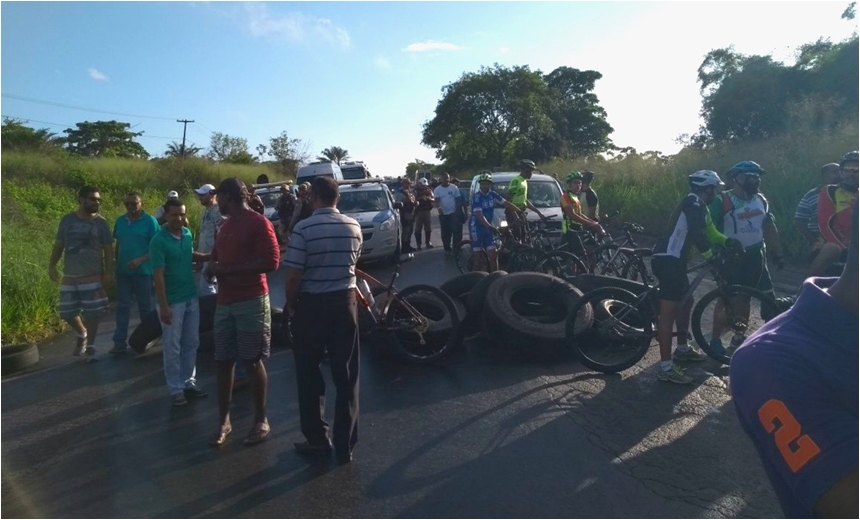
[355,263,424,330]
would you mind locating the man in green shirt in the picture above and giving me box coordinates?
[111,192,159,354]
[150,199,211,406]
[505,159,546,241]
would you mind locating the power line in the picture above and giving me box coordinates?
[2,115,178,140]
[1,93,176,121]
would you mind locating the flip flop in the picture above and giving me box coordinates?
[209,425,232,447]
[244,421,270,446]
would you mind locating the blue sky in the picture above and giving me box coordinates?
[2,2,856,176]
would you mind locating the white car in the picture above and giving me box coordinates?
[337,181,402,263]
[468,172,564,239]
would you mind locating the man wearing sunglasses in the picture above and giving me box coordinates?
[110,192,159,354]
[49,186,115,363]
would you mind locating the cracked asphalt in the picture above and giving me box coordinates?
[2,222,799,518]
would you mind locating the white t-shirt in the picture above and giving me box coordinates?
[434,185,461,215]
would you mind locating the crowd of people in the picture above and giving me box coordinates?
[46,152,857,510]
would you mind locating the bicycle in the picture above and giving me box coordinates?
[356,254,462,364]
[564,250,780,373]
[453,213,556,274]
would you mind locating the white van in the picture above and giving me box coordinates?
[296,161,344,184]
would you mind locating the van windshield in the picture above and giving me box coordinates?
[337,190,389,213]
[491,180,561,209]
[297,173,333,185]
[341,166,367,180]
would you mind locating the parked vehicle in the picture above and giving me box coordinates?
[340,160,372,180]
[296,161,344,184]
[337,179,402,263]
[468,172,564,238]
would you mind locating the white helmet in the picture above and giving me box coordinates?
[688,170,724,188]
[417,178,429,186]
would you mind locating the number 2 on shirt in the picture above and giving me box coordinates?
[757,399,821,473]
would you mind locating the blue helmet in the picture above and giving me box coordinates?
[727,161,765,178]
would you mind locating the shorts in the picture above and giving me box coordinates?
[651,255,689,302]
[469,221,496,250]
[561,232,586,257]
[214,295,271,362]
[721,248,773,293]
[59,279,109,320]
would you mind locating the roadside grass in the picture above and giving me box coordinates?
[1,153,285,345]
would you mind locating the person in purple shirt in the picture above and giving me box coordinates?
[730,207,858,518]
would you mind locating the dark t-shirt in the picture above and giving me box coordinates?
[730,277,858,518]
[211,211,280,305]
[56,213,113,278]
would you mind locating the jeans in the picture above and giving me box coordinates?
[112,273,154,348]
[439,213,463,250]
[159,298,200,395]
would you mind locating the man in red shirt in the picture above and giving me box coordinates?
[206,178,280,447]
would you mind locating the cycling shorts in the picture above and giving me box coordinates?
[651,255,689,302]
[469,221,496,250]
[721,248,773,293]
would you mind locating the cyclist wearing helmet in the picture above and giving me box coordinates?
[414,177,435,249]
[578,170,600,221]
[469,173,522,272]
[560,172,604,258]
[810,151,858,276]
[505,159,546,241]
[652,170,742,384]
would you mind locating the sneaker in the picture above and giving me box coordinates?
[73,335,87,356]
[84,346,98,363]
[657,364,693,384]
[426,243,435,249]
[673,345,707,362]
[708,338,726,356]
[172,393,188,407]
[184,385,208,399]
[109,344,128,355]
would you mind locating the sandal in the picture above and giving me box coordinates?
[209,424,232,446]
[244,421,270,446]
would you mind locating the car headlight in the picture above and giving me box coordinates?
[379,217,395,231]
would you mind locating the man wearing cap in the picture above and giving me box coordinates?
[284,176,363,464]
[413,178,435,249]
[195,183,224,296]
[155,190,180,225]
[506,159,546,241]
[207,178,280,446]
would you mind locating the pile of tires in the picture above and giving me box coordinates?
[440,271,593,359]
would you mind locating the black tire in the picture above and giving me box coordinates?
[482,272,593,358]
[566,287,655,374]
[591,243,625,277]
[534,250,589,280]
[2,343,40,376]
[466,270,508,317]
[454,240,488,274]
[505,246,543,272]
[691,285,780,365]
[129,310,162,353]
[620,249,655,284]
[270,306,295,348]
[569,274,659,319]
[384,285,462,364]
[440,271,489,304]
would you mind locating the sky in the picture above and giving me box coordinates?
[1,1,857,177]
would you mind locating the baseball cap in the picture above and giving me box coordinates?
[194,184,216,195]
[167,190,179,199]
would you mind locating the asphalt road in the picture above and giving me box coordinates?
[2,219,795,518]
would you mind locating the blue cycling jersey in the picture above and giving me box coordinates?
[470,190,505,225]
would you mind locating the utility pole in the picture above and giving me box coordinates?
[176,119,194,158]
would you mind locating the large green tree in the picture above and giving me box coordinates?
[164,141,202,158]
[63,120,149,158]
[265,131,310,176]
[207,132,256,163]
[421,63,612,171]
[317,146,350,164]
[1,118,63,152]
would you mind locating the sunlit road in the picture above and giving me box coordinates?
[1,219,790,518]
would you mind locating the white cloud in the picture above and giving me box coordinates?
[402,41,463,52]
[375,56,392,70]
[499,46,510,54]
[88,68,108,82]
[244,3,350,49]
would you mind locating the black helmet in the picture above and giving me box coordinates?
[519,159,536,170]
[580,170,595,183]
[840,151,859,169]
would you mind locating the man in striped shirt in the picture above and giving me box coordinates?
[794,163,841,262]
[284,176,363,464]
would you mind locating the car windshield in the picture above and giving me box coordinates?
[337,190,389,213]
[341,167,366,180]
[257,191,281,208]
[492,180,560,208]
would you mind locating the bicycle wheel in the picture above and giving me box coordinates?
[566,287,655,374]
[621,250,654,284]
[506,246,543,272]
[591,244,625,277]
[691,285,780,365]
[384,284,462,364]
[534,250,589,280]
[454,239,485,274]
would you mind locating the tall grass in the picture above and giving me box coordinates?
[1,153,285,345]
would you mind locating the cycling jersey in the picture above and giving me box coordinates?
[508,175,528,209]
[578,188,599,219]
[654,193,726,260]
[709,191,772,251]
[469,190,504,249]
[560,191,584,234]
[817,185,856,249]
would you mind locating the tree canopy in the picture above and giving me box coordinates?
[421,63,613,171]
[1,118,63,152]
[63,120,149,158]
[317,146,350,164]
[207,132,255,164]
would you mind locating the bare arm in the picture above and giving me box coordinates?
[153,268,171,324]
[794,217,819,246]
[763,219,783,258]
[48,241,64,282]
[192,252,210,262]
[284,267,303,317]
[102,244,114,283]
